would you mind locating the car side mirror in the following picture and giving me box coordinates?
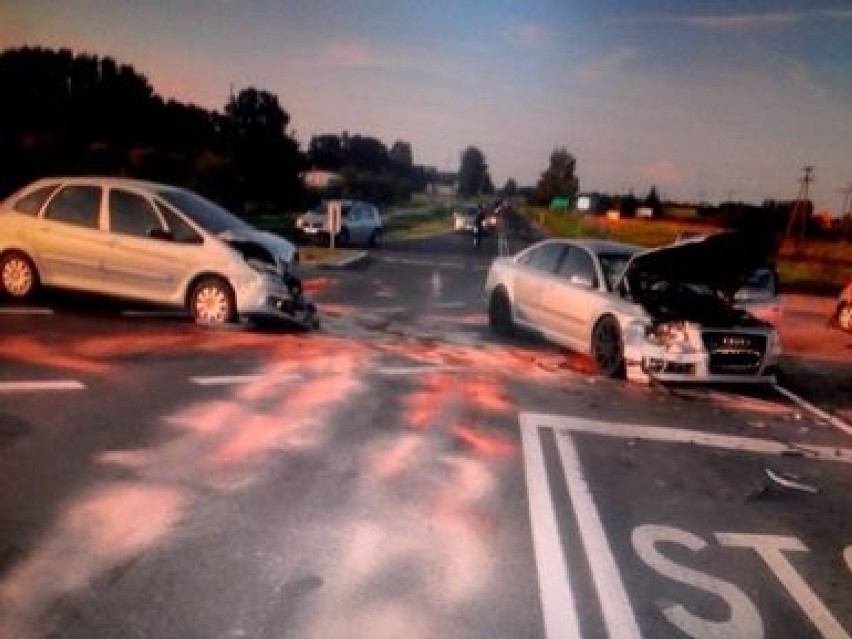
[148,228,174,241]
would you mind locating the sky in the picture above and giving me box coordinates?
[3,0,852,213]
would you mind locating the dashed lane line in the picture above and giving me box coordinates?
[0,380,85,392]
[190,373,304,386]
[0,307,53,315]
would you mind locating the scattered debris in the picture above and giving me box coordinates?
[765,467,818,494]
[747,467,819,499]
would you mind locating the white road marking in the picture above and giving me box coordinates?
[772,383,852,437]
[375,365,461,376]
[524,413,852,639]
[555,432,642,638]
[372,306,407,314]
[520,423,584,639]
[716,534,851,639]
[0,307,53,315]
[190,373,303,386]
[522,412,852,464]
[121,310,187,317]
[0,380,85,392]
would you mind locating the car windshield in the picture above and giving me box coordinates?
[158,189,254,235]
[598,252,634,291]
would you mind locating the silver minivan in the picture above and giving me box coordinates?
[295,199,383,246]
[0,177,316,326]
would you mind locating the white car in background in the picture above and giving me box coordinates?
[0,176,316,326]
[483,233,782,383]
[295,199,383,247]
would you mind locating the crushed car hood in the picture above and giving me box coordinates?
[220,229,297,268]
[620,231,775,326]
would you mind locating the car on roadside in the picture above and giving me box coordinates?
[830,277,852,332]
[483,232,782,383]
[295,199,383,247]
[453,205,481,233]
[0,176,316,327]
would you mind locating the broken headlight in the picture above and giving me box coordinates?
[646,321,693,350]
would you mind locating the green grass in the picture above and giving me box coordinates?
[383,203,453,240]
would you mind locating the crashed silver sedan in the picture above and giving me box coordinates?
[483,233,782,383]
[0,177,316,327]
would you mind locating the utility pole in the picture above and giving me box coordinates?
[838,183,852,218]
[784,165,813,251]
[838,182,852,244]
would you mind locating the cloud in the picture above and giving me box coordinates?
[574,47,637,82]
[507,22,557,48]
[619,9,852,32]
[640,160,683,185]
[285,40,393,71]
[320,41,388,69]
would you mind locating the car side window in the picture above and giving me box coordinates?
[154,202,203,244]
[109,189,164,238]
[520,243,566,273]
[43,185,102,229]
[13,184,60,216]
[556,247,599,287]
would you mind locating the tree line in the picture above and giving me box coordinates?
[0,46,441,213]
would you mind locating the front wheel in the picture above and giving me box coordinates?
[190,277,236,325]
[368,228,383,248]
[592,315,625,378]
[838,302,852,332]
[0,251,40,300]
[488,289,514,336]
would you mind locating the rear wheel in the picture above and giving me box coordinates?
[190,277,236,325]
[0,251,39,300]
[838,303,852,332]
[488,289,514,336]
[592,315,624,378]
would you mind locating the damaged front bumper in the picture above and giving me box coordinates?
[624,323,781,384]
[237,271,319,329]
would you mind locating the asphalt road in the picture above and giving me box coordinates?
[1,221,851,639]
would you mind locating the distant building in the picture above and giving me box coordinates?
[301,169,342,190]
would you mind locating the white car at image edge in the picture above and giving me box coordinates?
[0,176,317,327]
[483,233,782,383]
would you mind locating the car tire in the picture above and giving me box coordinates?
[368,228,383,248]
[592,315,625,378]
[488,288,514,336]
[838,302,852,332]
[0,251,40,300]
[337,227,350,246]
[189,277,236,325]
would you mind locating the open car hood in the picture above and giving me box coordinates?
[621,231,774,325]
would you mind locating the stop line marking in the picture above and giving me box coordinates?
[519,413,852,639]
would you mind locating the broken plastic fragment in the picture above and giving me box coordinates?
[765,467,818,494]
